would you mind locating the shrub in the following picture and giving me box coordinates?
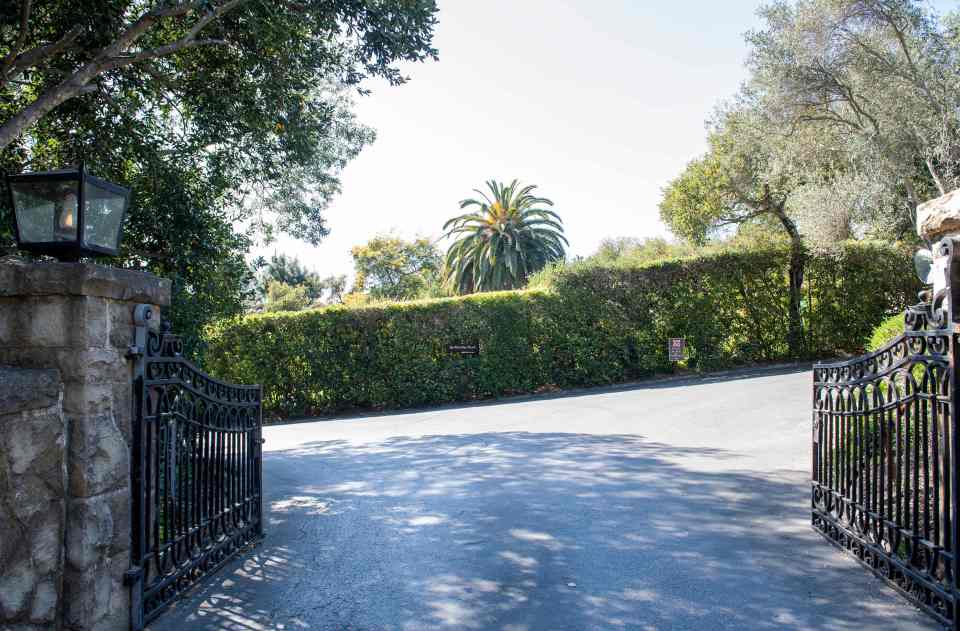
[205,290,555,417]
[867,313,906,352]
[204,241,920,419]
[803,243,918,355]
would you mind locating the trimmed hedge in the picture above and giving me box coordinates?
[204,241,920,419]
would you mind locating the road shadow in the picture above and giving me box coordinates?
[152,431,936,631]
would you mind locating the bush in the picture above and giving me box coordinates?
[205,290,556,417]
[204,241,920,419]
[867,313,906,352]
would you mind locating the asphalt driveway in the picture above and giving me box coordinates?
[151,367,941,630]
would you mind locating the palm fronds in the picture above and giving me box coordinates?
[443,180,567,293]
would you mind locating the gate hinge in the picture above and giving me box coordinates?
[129,304,155,360]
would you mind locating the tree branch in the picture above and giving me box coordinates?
[1,24,84,89]
[0,0,32,80]
[0,0,251,151]
[150,1,211,18]
[107,39,229,70]
[925,158,947,196]
[11,24,83,69]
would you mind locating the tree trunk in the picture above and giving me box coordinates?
[784,242,805,357]
[775,210,805,358]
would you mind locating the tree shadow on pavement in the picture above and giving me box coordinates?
[151,432,938,631]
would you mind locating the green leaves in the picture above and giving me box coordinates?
[0,0,439,355]
[264,280,312,312]
[443,179,568,294]
[204,241,919,419]
[350,234,442,300]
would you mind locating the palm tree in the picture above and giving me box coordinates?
[443,179,568,293]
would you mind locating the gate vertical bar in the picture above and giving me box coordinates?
[949,236,960,631]
[812,372,818,527]
[125,304,154,631]
[952,327,960,631]
[255,385,265,538]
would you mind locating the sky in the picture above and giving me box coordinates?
[254,0,956,284]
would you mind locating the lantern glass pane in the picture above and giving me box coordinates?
[83,179,126,250]
[11,179,79,243]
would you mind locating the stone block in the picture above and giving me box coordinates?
[0,258,171,306]
[0,565,35,620]
[30,581,58,623]
[0,297,18,347]
[111,380,134,444]
[25,296,70,348]
[68,414,129,498]
[30,514,63,576]
[918,188,960,241]
[62,382,114,417]
[108,300,137,350]
[62,549,128,631]
[0,367,61,416]
[67,295,110,348]
[8,474,53,525]
[65,493,116,572]
[2,408,58,480]
[56,348,127,386]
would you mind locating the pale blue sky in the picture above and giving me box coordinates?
[256,0,957,284]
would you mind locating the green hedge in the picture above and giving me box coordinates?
[204,241,920,419]
[867,313,906,352]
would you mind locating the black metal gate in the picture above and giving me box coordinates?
[813,239,960,628]
[126,305,264,630]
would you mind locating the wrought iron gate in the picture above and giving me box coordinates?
[813,239,960,628]
[126,305,264,630]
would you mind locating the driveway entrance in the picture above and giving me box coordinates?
[151,367,938,630]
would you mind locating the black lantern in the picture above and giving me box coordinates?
[6,163,130,262]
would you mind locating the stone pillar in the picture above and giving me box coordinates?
[0,367,66,630]
[917,189,960,295]
[916,189,960,566]
[0,257,170,631]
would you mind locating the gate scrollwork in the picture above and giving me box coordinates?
[126,305,264,630]
[813,237,960,628]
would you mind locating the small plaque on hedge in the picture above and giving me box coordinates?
[668,338,685,361]
[448,343,480,356]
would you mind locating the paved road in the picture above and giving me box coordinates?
[152,367,941,630]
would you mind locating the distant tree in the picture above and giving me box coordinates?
[745,0,960,232]
[321,274,347,304]
[443,180,567,293]
[660,106,806,356]
[264,280,311,312]
[592,237,695,265]
[351,235,441,300]
[341,291,371,307]
[259,254,324,301]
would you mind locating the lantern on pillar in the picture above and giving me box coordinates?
[6,163,130,262]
